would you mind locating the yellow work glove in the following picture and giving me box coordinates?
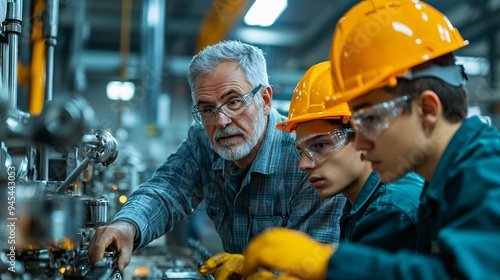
[243,228,336,280]
[199,252,244,280]
[244,270,302,280]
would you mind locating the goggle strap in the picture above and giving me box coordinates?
[399,64,468,87]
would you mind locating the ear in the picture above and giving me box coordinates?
[262,85,273,115]
[418,90,441,128]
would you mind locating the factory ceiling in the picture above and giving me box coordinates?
[52,0,500,95]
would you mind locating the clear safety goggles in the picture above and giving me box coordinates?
[192,85,263,125]
[350,95,412,141]
[295,128,355,162]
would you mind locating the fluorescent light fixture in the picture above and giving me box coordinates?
[244,0,288,27]
[234,27,297,46]
[106,81,135,101]
[147,0,160,27]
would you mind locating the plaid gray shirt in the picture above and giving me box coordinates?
[113,108,345,253]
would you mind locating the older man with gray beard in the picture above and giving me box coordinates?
[88,40,346,279]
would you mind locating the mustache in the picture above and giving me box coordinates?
[213,127,245,141]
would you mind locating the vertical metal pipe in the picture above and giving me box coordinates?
[7,32,17,109]
[1,43,8,97]
[0,0,5,97]
[141,0,165,125]
[5,0,23,110]
[39,0,59,181]
[45,45,54,100]
[67,0,85,93]
[44,0,58,102]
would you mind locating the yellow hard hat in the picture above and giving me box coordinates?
[329,0,469,103]
[276,61,351,133]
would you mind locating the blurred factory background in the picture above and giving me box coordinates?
[32,0,500,158]
[1,0,500,279]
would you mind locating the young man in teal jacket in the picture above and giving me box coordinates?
[242,1,500,279]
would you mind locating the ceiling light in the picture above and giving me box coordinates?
[244,0,288,27]
[106,81,135,101]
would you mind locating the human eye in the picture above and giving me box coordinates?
[311,142,327,152]
[224,98,244,110]
[197,103,213,111]
[310,137,331,154]
[359,113,381,125]
[198,107,214,116]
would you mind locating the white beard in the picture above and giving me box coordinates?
[212,106,267,161]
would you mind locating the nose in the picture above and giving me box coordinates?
[298,153,316,171]
[214,110,231,128]
[354,132,374,151]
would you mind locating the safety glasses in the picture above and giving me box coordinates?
[295,128,355,162]
[350,95,412,141]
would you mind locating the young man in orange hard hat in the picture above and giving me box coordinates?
[243,61,423,280]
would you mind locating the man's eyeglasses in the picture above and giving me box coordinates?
[295,128,355,162]
[350,95,412,142]
[192,84,263,125]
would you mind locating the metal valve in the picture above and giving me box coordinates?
[79,128,119,167]
[57,129,119,194]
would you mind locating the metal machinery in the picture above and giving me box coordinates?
[0,1,215,279]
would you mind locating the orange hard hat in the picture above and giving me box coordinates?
[329,0,469,103]
[277,61,351,133]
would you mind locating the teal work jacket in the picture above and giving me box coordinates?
[340,171,423,252]
[327,116,500,279]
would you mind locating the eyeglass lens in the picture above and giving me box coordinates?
[193,85,262,125]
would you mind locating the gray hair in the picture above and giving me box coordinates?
[187,40,270,103]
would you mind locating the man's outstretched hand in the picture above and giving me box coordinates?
[87,221,136,273]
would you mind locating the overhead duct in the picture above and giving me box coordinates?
[196,0,250,52]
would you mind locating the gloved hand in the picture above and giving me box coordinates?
[244,270,302,280]
[199,252,245,280]
[242,228,336,280]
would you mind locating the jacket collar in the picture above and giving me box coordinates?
[423,116,484,201]
[349,171,380,214]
